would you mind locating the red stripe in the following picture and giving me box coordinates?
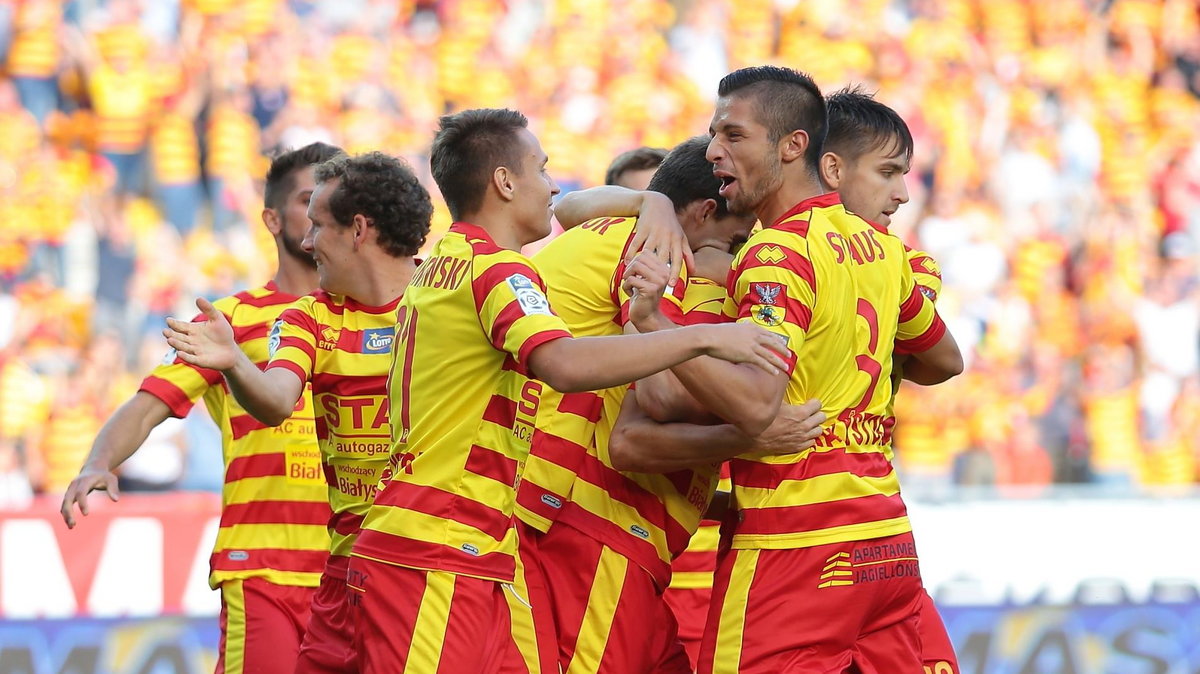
[736,245,816,296]
[894,313,947,355]
[516,329,570,370]
[309,372,388,398]
[735,492,908,537]
[209,547,329,574]
[482,394,516,428]
[352,529,516,582]
[232,286,301,309]
[330,510,365,537]
[730,449,894,490]
[266,358,310,386]
[557,391,603,422]
[221,500,331,526]
[372,481,511,542]
[276,335,316,362]
[897,286,925,323]
[571,454,694,558]
[557,503,672,589]
[671,548,718,574]
[471,260,541,311]
[226,453,285,481]
[464,444,519,486]
[489,301,526,352]
[230,412,271,441]
[308,291,345,315]
[139,376,206,418]
[231,323,269,343]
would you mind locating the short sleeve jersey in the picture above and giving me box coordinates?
[265,290,402,560]
[516,216,688,533]
[139,282,329,589]
[353,223,572,583]
[723,193,946,550]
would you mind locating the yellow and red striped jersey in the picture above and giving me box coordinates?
[522,216,718,588]
[516,216,687,533]
[88,63,152,153]
[353,223,572,583]
[666,278,732,593]
[265,290,400,561]
[723,193,945,551]
[150,111,201,185]
[139,283,329,589]
[7,3,59,79]
[906,247,942,302]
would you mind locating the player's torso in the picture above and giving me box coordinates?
[305,293,400,557]
[205,288,328,586]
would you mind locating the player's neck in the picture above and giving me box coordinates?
[461,211,527,252]
[273,254,320,297]
[756,175,827,228]
[341,254,418,307]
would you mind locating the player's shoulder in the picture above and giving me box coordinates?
[905,247,942,276]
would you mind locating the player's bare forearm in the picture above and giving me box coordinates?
[553,186,646,229]
[905,330,964,385]
[608,393,749,473]
[624,323,714,423]
[224,358,305,426]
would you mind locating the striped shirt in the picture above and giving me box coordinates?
[353,223,572,583]
[139,283,330,589]
[723,193,945,551]
[265,291,401,561]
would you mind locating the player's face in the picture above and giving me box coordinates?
[707,95,783,217]
[278,166,318,269]
[303,180,352,294]
[838,140,910,227]
[613,167,657,191]
[513,128,561,244]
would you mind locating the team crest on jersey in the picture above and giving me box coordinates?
[751,304,785,327]
[506,274,552,316]
[752,282,784,306]
[918,285,937,301]
[319,326,340,350]
[361,327,395,354]
[268,320,282,358]
[754,245,786,265]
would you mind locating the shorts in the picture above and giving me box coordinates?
[216,577,315,674]
[526,523,691,674]
[917,589,959,674]
[347,555,534,674]
[295,556,357,674]
[662,584,712,670]
[699,531,924,674]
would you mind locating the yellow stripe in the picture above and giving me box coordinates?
[506,549,544,674]
[734,472,901,508]
[564,547,627,674]
[710,549,758,674]
[405,571,457,674]
[222,477,323,505]
[667,570,713,590]
[222,580,247,674]
[731,516,911,550]
[217,522,330,549]
[211,569,322,589]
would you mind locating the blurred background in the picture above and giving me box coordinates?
[0,0,1197,672]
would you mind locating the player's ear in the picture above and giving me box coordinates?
[780,129,808,165]
[262,208,282,236]
[351,213,370,250]
[493,166,516,203]
[820,152,842,190]
[698,198,718,223]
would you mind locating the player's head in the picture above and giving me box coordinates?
[431,108,560,245]
[707,66,826,217]
[649,136,757,253]
[605,147,668,190]
[820,86,912,227]
[263,142,344,268]
[304,152,433,293]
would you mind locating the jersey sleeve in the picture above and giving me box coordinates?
[613,257,689,326]
[724,239,815,376]
[894,255,947,355]
[904,246,942,302]
[264,299,318,384]
[138,304,233,417]
[473,253,573,371]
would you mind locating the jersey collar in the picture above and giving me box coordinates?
[769,192,843,228]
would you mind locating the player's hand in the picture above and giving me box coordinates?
[622,252,675,331]
[163,298,240,371]
[625,200,693,288]
[60,468,121,529]
[748,399,826,457]
[700,323,790,375]
[691,246,735,285]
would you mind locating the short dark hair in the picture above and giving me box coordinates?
[605,146,668,186]
[647,137,729,218]
[717,66,826,170]
[264,142,344,210]
[825,86,913,164]
[313,152,433,258]
[430,108,529,221]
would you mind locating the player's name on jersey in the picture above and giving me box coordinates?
[814,412,892,448]
[825,229,889,265]
[410,254,469,290]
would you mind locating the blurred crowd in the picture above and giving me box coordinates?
[0,0,1197,507]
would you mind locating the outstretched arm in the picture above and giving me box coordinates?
[164,298,305,425]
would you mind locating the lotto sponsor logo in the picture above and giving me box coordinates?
[361,327,395,354]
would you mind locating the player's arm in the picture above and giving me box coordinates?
[893,263,963,384]
[163,298,305,425]
[898,330,962,384]
[553,186,693,277]
[60,391,172,528]
[608,393,825,473]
